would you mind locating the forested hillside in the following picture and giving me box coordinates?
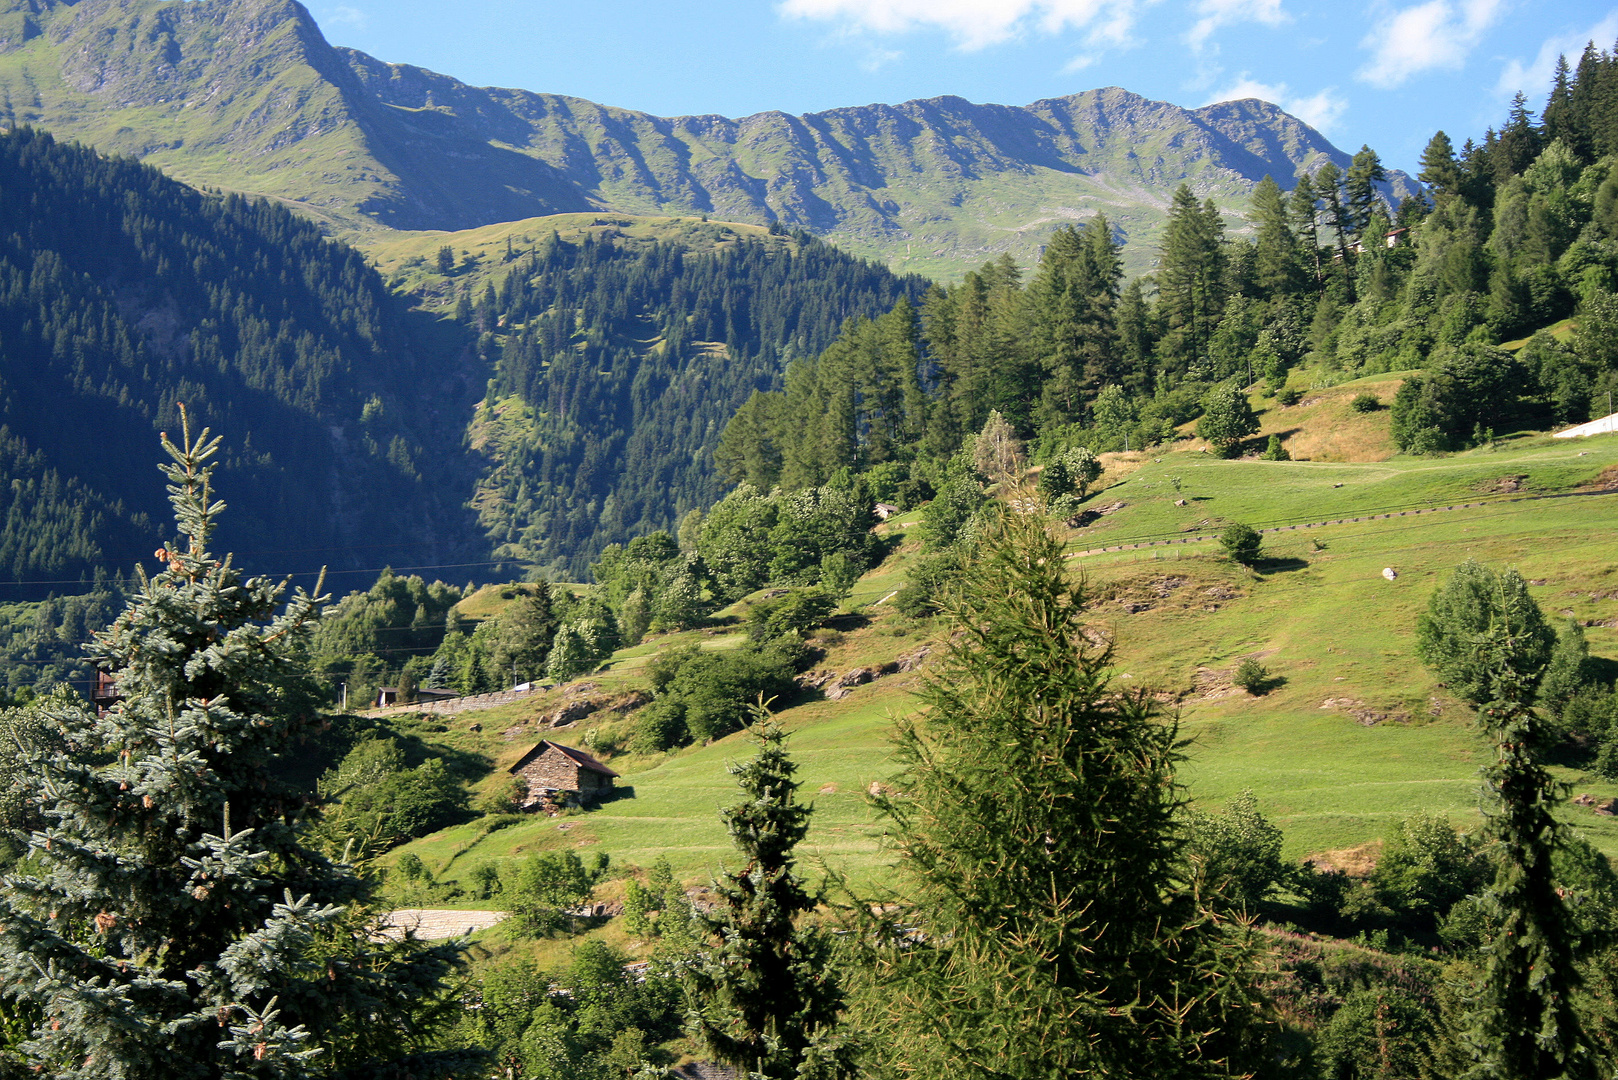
[0,0,1416,278]
[0,125,485,590]
[453,224,925,579]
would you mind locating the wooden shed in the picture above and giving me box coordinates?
[508,740,619,811]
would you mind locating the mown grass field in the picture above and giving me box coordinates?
[389,422,1618,897]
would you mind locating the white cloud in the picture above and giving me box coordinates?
[1203,74,1347,132]
[1187,0,1288,52]
[1356,0,1507,88]
[778,0,1144,52]
[319,5,369,29]
[1495,10,1618,101]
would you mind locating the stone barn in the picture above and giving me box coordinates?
[508,740,619,811]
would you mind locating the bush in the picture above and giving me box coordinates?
[1196,381,1260,456]
[745,587,836,643]
[1370,814,1489,932]
[1276,387,1303,406]
[892,547,968,617]
[1415,560,1555,705]
[1261,434,1290,461]
[1349,392,1381,413]
[1317,988,1438,1079]
[1219,523,1262,565]
[1232,658,1269,694]
[1183,790,1285,909]
[506,850,610,937]
[634,639,802,750]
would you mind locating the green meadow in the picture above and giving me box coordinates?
[390,424,1618,894]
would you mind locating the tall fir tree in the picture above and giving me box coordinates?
[1420,131,1462,199]
[1249,175,1303,299]
[0,410,469,1078]
[1463,644,1597,1079]
[683,712,852,1080]
[1158,184,1228,378]
[851,508,1265,1078]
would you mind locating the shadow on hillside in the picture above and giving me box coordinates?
[592,785,636,808]
[1245,674,1289,696]
[1254,557,1310,574]
[1587,656,1618,686]
[825,612,872,633]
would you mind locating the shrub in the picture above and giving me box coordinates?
[745,587,836,643]
[1196,380,1260,456]
[1349,392,1381,413]
[1232,658,1269,694]
[1277,387,1303,406]
[1415,560,1555,705]
[1370,814,1489,931]
[1219,522,1262,565]
[1317,987,1438,1079]
[1261,434,1290,461]
[505,850,610,937]
[634,638,802,750]
[1183,790,1285,909]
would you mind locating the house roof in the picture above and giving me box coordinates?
[508,740,620,778]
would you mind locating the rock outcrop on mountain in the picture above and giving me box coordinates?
[0,0,1418,276]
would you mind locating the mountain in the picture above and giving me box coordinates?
[0,0,1419,279]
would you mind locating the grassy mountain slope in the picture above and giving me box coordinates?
[384,403,1618,891]
[0,0,1417,278]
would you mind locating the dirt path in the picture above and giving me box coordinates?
[378,908,509,940]
[1068,487,1618,559]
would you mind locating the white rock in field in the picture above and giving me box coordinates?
[1382,567,1398,581]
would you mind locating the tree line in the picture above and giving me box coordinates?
[715,48,1618,496]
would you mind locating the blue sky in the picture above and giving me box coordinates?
[315,0,1618,175]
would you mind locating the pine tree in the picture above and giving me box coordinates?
[0,410,469,1078]
[851,509,1264,1078]
[1421,131,1463,198]
[1288,172,1324,289]
[1346,145,1388,236]
[684,712,853,1080]
[1463,656,1597,1079]
[1249,175,1302,299]
[1543,55,1585,160]
[1158,184,1228,376]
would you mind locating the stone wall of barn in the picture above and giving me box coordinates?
[516,746,612,809]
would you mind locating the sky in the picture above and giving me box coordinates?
[313,0,1618,176]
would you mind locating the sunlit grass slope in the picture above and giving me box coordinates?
[391,428,1618,893]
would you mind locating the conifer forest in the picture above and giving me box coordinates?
[2,2,1618,1077]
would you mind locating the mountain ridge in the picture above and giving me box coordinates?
[0,0,1418,277]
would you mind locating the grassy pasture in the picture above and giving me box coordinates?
[389,430,1618,896]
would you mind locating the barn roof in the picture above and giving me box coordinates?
[508,740,620,779]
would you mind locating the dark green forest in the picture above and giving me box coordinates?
[0,126,487,588]
[463,226,926,578]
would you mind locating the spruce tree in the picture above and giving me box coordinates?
[1421,131,1462,198]
[684,712,852,1080]
[854,509,1264,1079]
[1249,175,1302,299]
[1158,185,1227,376]
[0,412,468,1079]
[1463,659,1597,1079]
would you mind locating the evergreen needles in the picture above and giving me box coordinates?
[0,410,470,1079]
[1462,626,1597,1079]
[684,711,853,1080]
[854,508,1265,1079]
